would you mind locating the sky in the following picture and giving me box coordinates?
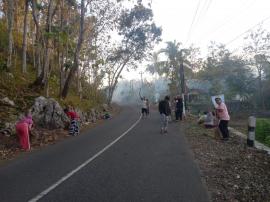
[122,0,270,80]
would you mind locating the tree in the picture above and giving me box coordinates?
[33,0,60,97]
[147,40,192,95]
[244,27,270,109]
[22,0,29,74]
[106,3,161,104]
[6,0,14,71]
[61,0,86,98]
[225,56,255,100]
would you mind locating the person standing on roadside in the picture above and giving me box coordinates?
[15,110,33,151]
[215,97,230,140]
[139,91,148,118]
[64,106,80,136]
[175,95,183,121]
[158,96,171,134]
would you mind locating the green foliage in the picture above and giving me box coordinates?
[147,41,195,95]
[0,59,7,71]
[256,118,270,147]
[0,21,8,51]
[116,4,161,61]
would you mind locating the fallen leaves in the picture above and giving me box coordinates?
[183,117,270,202]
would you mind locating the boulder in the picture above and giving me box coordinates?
[90,108,97,123]
[30,96,69,129]
[102,104,109,111]
[1,97,15,107]
[76,109,85,123]
[0,122,15,136]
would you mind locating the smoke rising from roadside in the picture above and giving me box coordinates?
[112,78,169,105]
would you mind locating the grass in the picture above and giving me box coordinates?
[256,118,270,147]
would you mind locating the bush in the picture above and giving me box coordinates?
[256,118,270,146]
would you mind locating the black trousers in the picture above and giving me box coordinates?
[175,109,183,120]
[219,120,229,138]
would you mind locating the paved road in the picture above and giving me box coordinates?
[0,106,209,202]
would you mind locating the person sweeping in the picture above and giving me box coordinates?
[15,110,33,151]
[64,106,80,136]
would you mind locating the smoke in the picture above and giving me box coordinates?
[112,78,169,105]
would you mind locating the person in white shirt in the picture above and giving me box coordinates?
[139,92,148,118]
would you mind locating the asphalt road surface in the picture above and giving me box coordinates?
[0,106,210,202]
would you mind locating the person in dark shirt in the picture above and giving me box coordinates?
[158,95,171,134]
[175,95,183,121]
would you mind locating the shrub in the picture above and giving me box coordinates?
[256,118,270,146]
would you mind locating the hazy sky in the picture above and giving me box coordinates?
[123,0,270,80]
[152,0,270,51]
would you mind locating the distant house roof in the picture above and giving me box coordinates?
[186,79,211,94]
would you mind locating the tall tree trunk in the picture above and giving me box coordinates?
[107,59,129,104]
[7,0,14,71]
[61,0,86,98]
[33,0,54,88]
[32,27,36,69]
[77,67,83,100]
[59,51,65,97]
[258,69,265,110]
[22,0,29,74]
[59,0,64,97]
[31,0,42,77]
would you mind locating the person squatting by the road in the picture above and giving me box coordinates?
[215,97,230,140]
[197,110,217,128]
[64,106,80,136]
[15,110,33,151]
[159,95,171,134]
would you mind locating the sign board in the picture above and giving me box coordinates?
[211,94,225,108]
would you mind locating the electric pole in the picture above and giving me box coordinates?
[139,71,143,87]
[180,61,185,95]
[179,50,186,116]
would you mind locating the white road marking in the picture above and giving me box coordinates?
[28,115,142,202]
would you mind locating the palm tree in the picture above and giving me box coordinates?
[158,41,190,95]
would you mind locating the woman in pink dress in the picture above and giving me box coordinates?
[15,111,33,150]
[215,97,230,140]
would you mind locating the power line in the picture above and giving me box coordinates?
[225,15,270,46]
[185,0,201,45]
[197,0,256,45]
[186,0,213,45]
[204,0,212,14]
[192,0,212,31]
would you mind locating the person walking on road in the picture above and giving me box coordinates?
[159,96,171,134]
[215,97,230,140]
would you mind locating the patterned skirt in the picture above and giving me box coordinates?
[69,120,79,136]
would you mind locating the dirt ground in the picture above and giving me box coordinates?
[183,116,270,202]
[0,106,120,165]
[229,113,250,134]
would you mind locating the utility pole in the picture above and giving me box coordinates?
[130,80,134,95]
[179,50,186,116]
[180,61,185,94]
[139,71,143,88]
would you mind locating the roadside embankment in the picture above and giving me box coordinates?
[183,115,270,202]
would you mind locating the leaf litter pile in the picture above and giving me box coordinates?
[183,116,270,202]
